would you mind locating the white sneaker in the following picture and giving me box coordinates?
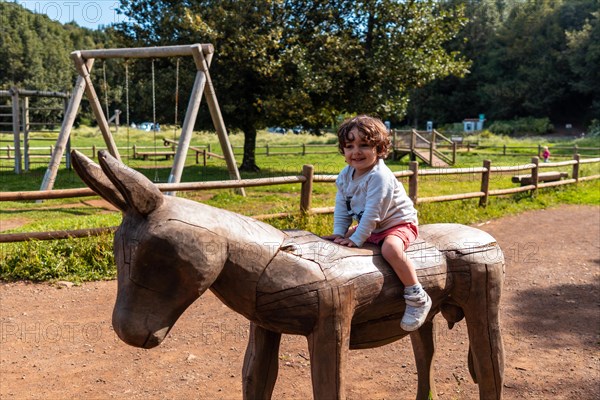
[401,291,432,332]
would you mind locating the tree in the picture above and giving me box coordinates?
[275,0,471,127]
[115,0,470,171]
[116,0,292,171]
[565,8,600,121]
[407,0,600,128]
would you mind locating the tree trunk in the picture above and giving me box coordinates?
[240,125,260,172]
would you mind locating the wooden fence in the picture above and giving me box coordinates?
[1,140,599,170]
[1,154,598,243]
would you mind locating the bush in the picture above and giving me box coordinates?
[488,117,553,136]
[1,234,116,282]
[587,119,600,137]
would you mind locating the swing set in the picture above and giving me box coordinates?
[40,44,244,196]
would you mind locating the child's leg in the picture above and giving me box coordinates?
[381,236,432,332]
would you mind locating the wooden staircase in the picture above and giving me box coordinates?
[391,129,456,167]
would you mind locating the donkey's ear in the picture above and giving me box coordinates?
[97,150,164,216]
[71,150,127,211]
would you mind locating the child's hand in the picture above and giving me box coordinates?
[334,237,358,247]
[322,234,343,241]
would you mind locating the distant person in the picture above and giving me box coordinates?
[542,146,551,163]
[323,115,431,332]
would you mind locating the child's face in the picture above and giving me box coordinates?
[342,129,378,177]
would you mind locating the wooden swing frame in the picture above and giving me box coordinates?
[40,44,244,196]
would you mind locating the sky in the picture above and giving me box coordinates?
[16,0,127,29]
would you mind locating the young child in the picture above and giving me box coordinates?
[323,115,431,331]
[542,146,551,163]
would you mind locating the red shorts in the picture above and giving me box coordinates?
[365,222,418,250]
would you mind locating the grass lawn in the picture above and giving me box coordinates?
[1,127,599,282]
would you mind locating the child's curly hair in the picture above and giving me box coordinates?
[337,115,391,158]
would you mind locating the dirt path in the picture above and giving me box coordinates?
[1,205,599,399]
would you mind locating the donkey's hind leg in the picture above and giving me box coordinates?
[410,319,438,400]
[463,262,505,400]
[242,322,282,400]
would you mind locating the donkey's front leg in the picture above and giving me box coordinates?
[307,285,355,400]
[242,322,282,400]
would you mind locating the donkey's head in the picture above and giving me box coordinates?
[72,150,228,348]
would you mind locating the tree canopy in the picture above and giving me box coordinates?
[2,0,597,171]
[115,0,470,170]
[408,0,599,128]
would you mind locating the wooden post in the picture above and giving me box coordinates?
[479,159,491,207]
[531,157,539,196]
[167,50,210,195]
[71,51,120,160]
[266,143,270,156]
[195,45,245,196]
[22,96,29,172]
[572,154,580,183]
[40,59,93,192]
[452,141,456,164]
[429,140,434,166]
[302,143,306,156]
[408,161,418,204]
[300,164,314,215]
[10,87,21,174]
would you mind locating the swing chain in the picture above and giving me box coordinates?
[151,59,159,182]
[174,58,180,140]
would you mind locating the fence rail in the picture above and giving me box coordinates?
[1,141,599,166]
[1,154,599,243]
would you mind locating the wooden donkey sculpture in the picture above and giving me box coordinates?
[72,150,505,400]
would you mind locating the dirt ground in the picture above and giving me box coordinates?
[1,205,599,399]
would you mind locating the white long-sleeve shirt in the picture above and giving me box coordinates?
[333,158,418,247]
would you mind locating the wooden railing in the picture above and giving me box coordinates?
[1,155,598,242]
[391,129,456,166]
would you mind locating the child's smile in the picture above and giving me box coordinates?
[343,129,378,178]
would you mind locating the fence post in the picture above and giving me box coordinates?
[408,161,418,204]
[92,145,96,158]
[531,156,539,196]
[572,153,580,183]
[302,143,306,156]
[300,164,314,216]
[266,143,269,157]
[479,159,491,207]
[429,140,434,165]
[452,142,456,164]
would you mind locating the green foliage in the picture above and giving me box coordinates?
[1,233,115,282]
[114,0,469,169]
[588,119,600,137]
[409,0,600,128]
[488,117,554,136]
